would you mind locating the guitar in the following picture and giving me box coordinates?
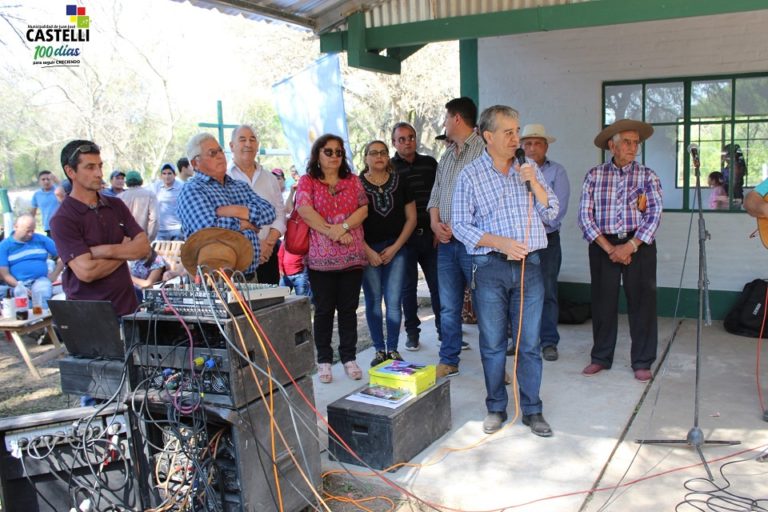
[751,194,768,249]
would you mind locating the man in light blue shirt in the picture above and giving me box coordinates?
[520,124,570,362]
[30,170,60,238]
[452,105,558,437]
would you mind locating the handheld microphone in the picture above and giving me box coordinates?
[514,148,532,193]
[688,143,700,167]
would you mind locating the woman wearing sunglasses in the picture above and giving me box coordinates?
[360,140,416,367]
[295,134,368,384]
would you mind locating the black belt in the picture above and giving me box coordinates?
[604,230,635,241]
[487,250,540,260]
[546,230,559,238]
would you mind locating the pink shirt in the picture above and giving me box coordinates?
[295,174,368,271]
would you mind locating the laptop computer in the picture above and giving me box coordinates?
[48,300,125,359]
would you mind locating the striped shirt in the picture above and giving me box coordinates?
[577,160,663,245]
[427,131,485,224]
[452,151,559,254]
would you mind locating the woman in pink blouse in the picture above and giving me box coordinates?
[296,134,368,383]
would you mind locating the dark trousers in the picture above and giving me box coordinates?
[256,240,280,285]
[309,268,363,365]
[588,238,658,370]
[402,230,441,338]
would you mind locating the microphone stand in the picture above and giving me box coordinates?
[635,148,739,481]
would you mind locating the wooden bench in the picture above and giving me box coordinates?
[151,240,184,273]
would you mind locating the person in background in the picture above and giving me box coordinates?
[295,134,368,384]
[0,214,64,309]
[129,246,167,296]
[153,163,184,241]
[177,157,194,182]
[721,143,746,206]
[391,122,441,351]
[30,170,60,238]
[708,171,728,210]
[102,170,126,197]
[277,242,311,297]
[519,124,570,362]
[228,125,286,284]
[54,184,68,203]
[119,171,158,241]
[360,140,416,366]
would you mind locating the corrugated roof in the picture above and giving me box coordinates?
[175,0,589,34]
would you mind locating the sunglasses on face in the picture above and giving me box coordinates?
[322,148,344,158]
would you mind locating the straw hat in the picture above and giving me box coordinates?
[180,228,253,275]
[520,124,556,144]
[593,119,653,150]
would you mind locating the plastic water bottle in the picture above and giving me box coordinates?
[14,282,28,321]
[2,289,14,319]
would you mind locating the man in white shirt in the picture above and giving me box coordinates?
[152,163,184,241]
[227,124,286,284]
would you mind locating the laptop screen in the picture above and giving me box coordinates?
[48,300,125,359]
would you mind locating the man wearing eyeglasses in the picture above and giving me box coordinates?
[227,125,286,285]
[390,122,441,352]
[177,133,276,278]
[427,97,486,378]
[50,140,150,317]
[577,119,663,383]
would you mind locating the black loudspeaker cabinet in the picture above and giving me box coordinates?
[126,296,315,409]
[59,356,128,400]
[0,404,141,512]
[139,376,321,512]
[327,378,451,470]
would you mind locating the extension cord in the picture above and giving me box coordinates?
[4,414,127,455]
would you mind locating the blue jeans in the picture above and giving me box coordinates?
[539,231,562,348]
[156,229,183,241]
[281,270,312,298]
[362,240,408,353]
[437,239,473,367]
[473,251,544,415]
[402,230,441,339]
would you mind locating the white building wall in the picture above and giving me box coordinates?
[478,11,768,292]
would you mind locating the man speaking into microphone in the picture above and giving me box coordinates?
[452,105,558,436]
[577,119,663,382]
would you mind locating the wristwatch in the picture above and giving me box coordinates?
[342,222,350,231]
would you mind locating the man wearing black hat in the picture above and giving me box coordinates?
[577,119,663,383]
[102,170,126,197]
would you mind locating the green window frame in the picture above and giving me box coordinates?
[603,73,768,212]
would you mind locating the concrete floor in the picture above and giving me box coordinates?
[312,312,768,511]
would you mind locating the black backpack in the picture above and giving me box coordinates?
[724,279,768,338]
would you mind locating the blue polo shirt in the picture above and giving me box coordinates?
[31,189,60,232]
[0,233,57,281]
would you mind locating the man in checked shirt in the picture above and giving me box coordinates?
[577,119,663,383]
[452,105,559,437]
[177,133,275,279]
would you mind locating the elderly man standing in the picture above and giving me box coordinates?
[453,105,558,436]
[428,97,486,378]
[119,171,158,241]
[227,125,286,284]
[391,121,441,351]
[51,140,150,317]
[520,124,570,362]
[577,119,663,382]
[177,133,275,278]
[0,214,63,308]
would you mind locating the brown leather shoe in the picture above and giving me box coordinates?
[634,368,652,382]
[436,363,459,378]
[582,363,606,376]
[522,413,553,437]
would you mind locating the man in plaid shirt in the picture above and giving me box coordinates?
[177,133,275,278]
[577,119,663,383]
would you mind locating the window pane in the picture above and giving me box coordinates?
[644,125,681,208]
[734,122,768,188]
[691,80,732,118]
[605,84,641,124]
[646,82,683,123]
[735,77,768,116]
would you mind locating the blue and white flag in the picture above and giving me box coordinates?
[272,53,353,173]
